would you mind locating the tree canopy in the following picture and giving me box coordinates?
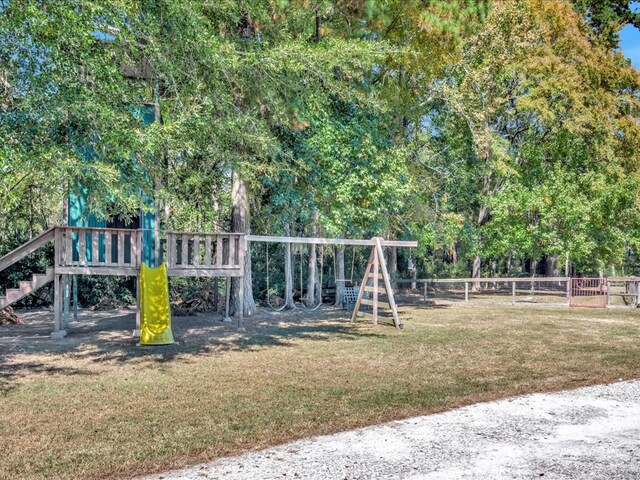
[2,0,640,297]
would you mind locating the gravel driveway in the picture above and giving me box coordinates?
[143,380,640,480]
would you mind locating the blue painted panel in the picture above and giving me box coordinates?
[66,104,158,266]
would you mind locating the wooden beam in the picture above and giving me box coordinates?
[245,235,417,248]
[375,237,401,329]
[0,227,55,273]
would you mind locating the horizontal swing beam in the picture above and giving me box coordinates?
[245,235,418,248]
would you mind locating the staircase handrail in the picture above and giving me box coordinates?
[0,227,56,273]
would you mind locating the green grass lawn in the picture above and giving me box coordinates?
[1,304,639,480]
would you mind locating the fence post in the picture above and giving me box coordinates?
[423,281,427,303]
[566,278,571,306]
[606,279,610,307]
[465,282,469,303]
[512,281,516,305]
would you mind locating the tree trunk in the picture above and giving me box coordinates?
[284,224,295,309]
[387,246,397,279]
[315,245,323,305]
[307,210,319,307]
[334,245,345,307]
[231,170,257,317]
[212,196,220,311]
[490,259,497,289]
[472,255,482,292]
[473,174,492,292]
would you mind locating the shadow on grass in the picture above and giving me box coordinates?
[0,306,383,392]
[0,358,95,394]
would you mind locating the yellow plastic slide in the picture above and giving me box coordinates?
[139,262,175,346]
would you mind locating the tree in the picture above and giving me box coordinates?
[570,0,640,47]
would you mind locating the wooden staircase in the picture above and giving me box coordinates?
[0,227,56,311]
[0,267,54,309]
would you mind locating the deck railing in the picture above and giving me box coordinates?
[166,232,244,273]
[53,228,245,277]
[55,227,142,274]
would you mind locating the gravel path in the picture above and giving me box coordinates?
[144,380,640,480]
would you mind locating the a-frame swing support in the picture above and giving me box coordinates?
[350,237,403,328]
[245,235,417,329]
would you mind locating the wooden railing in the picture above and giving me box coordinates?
[55,227,142,274]
[50,227,245,276]
[166,232,244,273]
[0,227,55,273]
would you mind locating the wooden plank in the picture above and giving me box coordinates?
[228,236,236,267]
[361,298,391,310]
[130,231,138,267]
[106,232,113,266]
[91,232,99,265]
[137,229,143,267]
[375,237,401,328]
[364,285,386,295]
[0,227,55,272]
[65,228,73,266]
[166,233,174,268]
[79,231,87,266]
[168,268,244,278]
[372,247,379,325]
[193,235,200,267]
[216,235,223,267]
[118,231,125,266]
[181,234,189,267]
[245,235,417,248]
[56,266,140,276]
[204,235,212,267]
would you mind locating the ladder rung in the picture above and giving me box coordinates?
[360,299,391,309]
[364,286,386,294]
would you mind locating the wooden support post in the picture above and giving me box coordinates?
[223,277,232,322]
[237,274,245,332]
[566,278,571,306]
[606,280,611,307]
[134,273,141,338]
[63,274,70,329]
[512,281,516,305]
[73,275,78,321]
[51,273,66,338]
[423,281,427,302]
[465,282,469,303]
[374,238,402,329]
[372,247,379,325]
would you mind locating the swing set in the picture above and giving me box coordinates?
[248,234,417,328]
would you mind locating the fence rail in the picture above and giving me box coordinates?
[393,276,640,308]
